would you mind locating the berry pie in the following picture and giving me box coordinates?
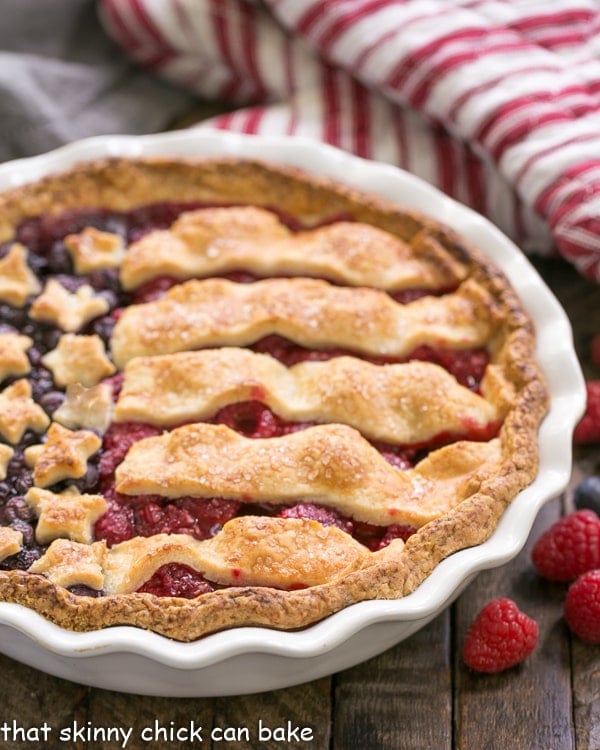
[0,157,548,640]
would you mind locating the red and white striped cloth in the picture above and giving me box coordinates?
[99,0,600,283]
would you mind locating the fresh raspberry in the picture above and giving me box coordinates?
[564,570,600,644]
[531,510,600,582]
[573,381,600,444]
[462,598,538,673]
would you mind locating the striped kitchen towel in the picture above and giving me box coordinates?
[99,0,600,283]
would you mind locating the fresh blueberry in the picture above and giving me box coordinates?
[573,475,600,515]
[0,304,28,328]
[39,390,65,416]
[46,242,73,274]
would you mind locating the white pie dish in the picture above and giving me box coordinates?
[0,129,585,697]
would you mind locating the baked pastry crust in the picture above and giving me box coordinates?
[0,156,548,641]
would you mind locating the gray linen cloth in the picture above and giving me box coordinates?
[0,0,193,162]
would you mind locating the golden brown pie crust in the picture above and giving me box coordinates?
[0,156,548,641]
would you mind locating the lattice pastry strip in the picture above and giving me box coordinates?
[29,517,403,594]
[120,206,467,291]
[110,277,498,368]
[115,423,501,528]
[115,349,502,444]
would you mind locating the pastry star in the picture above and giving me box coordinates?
[42,334,116,387]
[25,486,107,545]
[53,382,114,433]
[28,538,107,590]
[64,227,125,274]
[0,243,41,307]
[0,444,14,480]
[0,332,33,383]
[29,279,110,332]
[27,422,102,488]
[0,379,50,444]
[0,527,22,562]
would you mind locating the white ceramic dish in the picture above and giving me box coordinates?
[0,130,586,697]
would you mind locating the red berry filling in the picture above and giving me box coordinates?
[137,564,216,599]
[131,275,180,303]
[251,335,489,390]
[278,502,355,535]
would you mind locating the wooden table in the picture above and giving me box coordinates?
[0,257,598,750]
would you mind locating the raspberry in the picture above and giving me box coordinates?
[573,476,600,516]
[213,401,280,438]
[531,510,600,582]
[279,503,355,535]
[137,563,215,599]
[132,275,179,304]
[375,523,417,549]
[462,598,538,673]
[573,381,600,444]
[564,570,600,643]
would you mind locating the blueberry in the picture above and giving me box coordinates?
[3,496,34,523]
[39,390,65,416]
[11,468,33,496]
[9,517,35,546]
[26,252,48,276]
[46,243,73,274]
[573,475,600,515]
[64,463,100,494]
[50,273,83,292]
[0,546,42,571]
[0,304,28,328]
[67,584,102,598]
[88,268,121,294]
[90,315,115,344]
[29,366,55,401]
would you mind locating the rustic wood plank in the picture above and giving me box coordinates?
[211,678,331,749]
[86,691,215,750]
[0,654,88,749]
[454,498,574,750]
[572,638,600,750]
[332,611,452,750]
[569,450,600,750]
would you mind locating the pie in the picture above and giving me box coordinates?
[0,157,549,641]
